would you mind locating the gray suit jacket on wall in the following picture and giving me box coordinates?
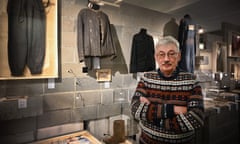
[77,8,116,62]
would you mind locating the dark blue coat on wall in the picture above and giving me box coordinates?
[178,14,196,73]
[130,28,156,73]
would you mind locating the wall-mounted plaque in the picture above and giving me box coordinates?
[96,69,112,82]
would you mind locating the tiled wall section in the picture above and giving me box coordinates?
[0,0,174,143]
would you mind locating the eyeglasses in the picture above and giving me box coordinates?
[156,52,178,59]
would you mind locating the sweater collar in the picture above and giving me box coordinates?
[157,67,180,80]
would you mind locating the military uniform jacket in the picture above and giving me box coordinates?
[77,8,116,62]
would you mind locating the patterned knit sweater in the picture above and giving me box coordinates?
[131,68,204,144]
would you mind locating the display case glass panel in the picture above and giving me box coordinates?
[0,0,59,80]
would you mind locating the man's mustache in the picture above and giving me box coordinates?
[162,61,171,65]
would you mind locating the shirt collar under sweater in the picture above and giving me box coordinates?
[157,67,182,80]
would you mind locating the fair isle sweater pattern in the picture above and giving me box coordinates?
[131,70,204,143]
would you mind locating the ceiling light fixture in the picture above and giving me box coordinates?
[94,0,122,7]
[114,0,123,4]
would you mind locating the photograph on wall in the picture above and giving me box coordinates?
[96,69,112,82]
[231,32,240,57]
[200,56,209,65]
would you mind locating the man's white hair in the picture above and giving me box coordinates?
[155,36,180,52]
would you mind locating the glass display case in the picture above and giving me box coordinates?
[222,22,240,80]
[0,0,59,80]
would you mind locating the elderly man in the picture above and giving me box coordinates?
[131,36,204,144]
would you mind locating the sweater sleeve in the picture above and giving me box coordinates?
[171,80,204,132]
[131,79,168,123]
[187,81,204,128]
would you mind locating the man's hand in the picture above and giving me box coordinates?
[140,97,150,105]
[174,106,187,114]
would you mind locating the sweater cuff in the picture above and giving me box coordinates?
[162,104,174,119]
[166,104,174,119]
